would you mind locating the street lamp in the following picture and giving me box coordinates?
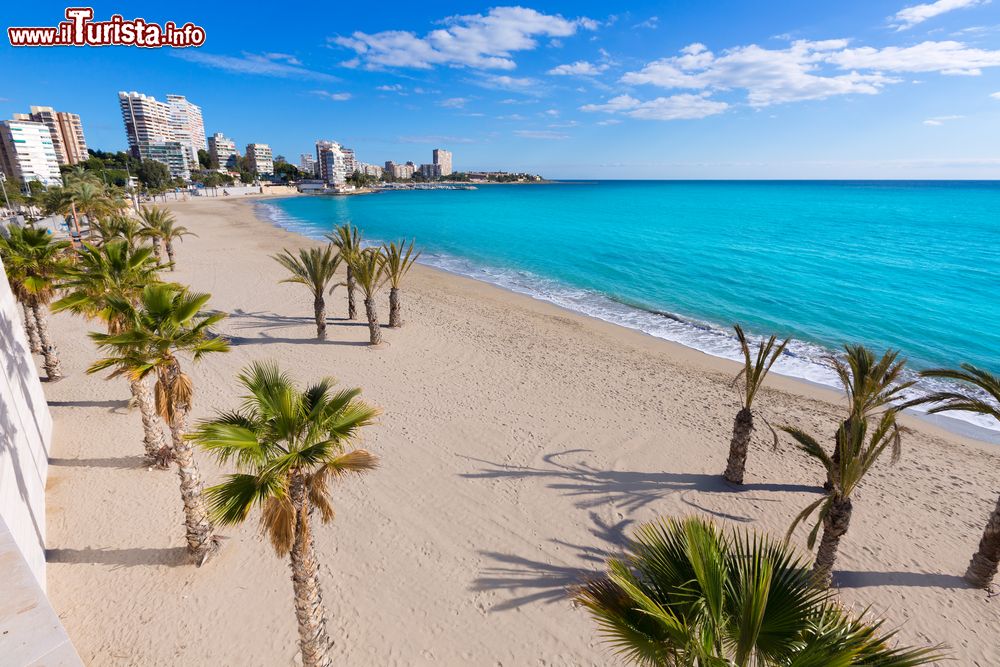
[0,172,11,213]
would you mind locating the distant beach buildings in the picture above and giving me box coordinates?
[208,132,239,169]
[246,143,274,176]
[0,105,89,190]
[118,91,207,180]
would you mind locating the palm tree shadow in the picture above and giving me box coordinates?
[228,309,368,332]
[46,546,189,568]
[834,570,970,590]
[461,449,822,514]
[49,455,148,470]
[228,334,369,347]
[48,398,130,414]
[473,512,632,611]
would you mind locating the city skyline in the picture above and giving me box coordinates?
[2,2,1000,178]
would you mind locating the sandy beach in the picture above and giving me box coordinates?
[41,195,999,665]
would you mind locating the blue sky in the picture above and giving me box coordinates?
[3,1,1000,178]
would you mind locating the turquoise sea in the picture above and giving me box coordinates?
[256,181,1000,437]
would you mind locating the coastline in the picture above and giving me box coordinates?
[43,195,1000,665]
[255,193,1000,447]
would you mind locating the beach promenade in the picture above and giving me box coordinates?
[42,196,1000,665]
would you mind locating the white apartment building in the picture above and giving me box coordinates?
[316,140,347,186]
[0,120,63,188]
[246,143,274,176]
[208,132,238,169]
[14,107,88,165]
[166,94,207,168]
[360,162,383,178]
[432,148,453,176]
[119,91,207,179]
[419,163,442,179]
[299,153,317,176]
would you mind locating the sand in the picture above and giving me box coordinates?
[41,195,999,666]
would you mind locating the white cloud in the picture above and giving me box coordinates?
[991,91,1000,98]
[827,41,1000,75]
[548,60,610,76]
[890,0,989,31]
[596,119,622,125]
[332,7,597,70]
[262,52,302,65]
[581,93,729,120]
[175,52,337,81]
[923,114,964,124]
[472,74,542,92]
[514,130,569,139]
[634,17,660,30]
[440,97,469,108]
[544,108,559,116]
[619,39,1000,107]
[310,90,352,101]
[376,84,404,92]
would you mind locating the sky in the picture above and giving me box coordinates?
[2,1,1000,178]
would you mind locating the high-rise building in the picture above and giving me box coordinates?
[13,106,88,165]
[419,163,442,179]
[119,91,171,154]
[316,140,347,185]
[246,143,273,176]
[143,142,191,181]
[384,160,415,179]
[341,147,356,177]
[299,153,317,176]
[360,163,383,178]
[433,148,453,176]
[208,132,238,169]
[0,119,62,188]
[119,91,207,178]
[166,94,207,168]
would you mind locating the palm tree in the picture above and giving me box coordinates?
[192,361,379,667]
[326,223,361,320]
[381,240,421,328]
[68,180,115,239]
[575,515,942,665]
[0,226,70,380]
[783,412,903,587]
[272,245,343,340]
[138,205,168,261]
[349,248,387,345]
[824,345,913,490]
[53,240,170,464]
[88,284,229,562]
[920,365,1000,588]
[723,324,789,484]
[139,206,195,267]
[93,213,145,249]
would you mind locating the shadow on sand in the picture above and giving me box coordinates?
[834,570,970,590]
[461,449,822,514]
[49,455,149,470]
[472,512,632,610]
[46,546,189,568]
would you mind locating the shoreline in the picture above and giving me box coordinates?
[43,195,1000,665]
[253,194,999,448]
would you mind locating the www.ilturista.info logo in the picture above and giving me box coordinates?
[8,7,206,48]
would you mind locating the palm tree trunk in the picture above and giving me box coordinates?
[346,266,357,320]
[165,240,175,269]
[825,417,851,492]
[31,304,63,381]
[164,366,217,563]
[812,495,852,588]
[289,473,333,667]
[151,240,162,262]
[388,287,402,328]
[364,297,382,345]
[965,493,1000,588]
[130,377,171,467]
[21,302,42,354]
[723,407,753,485]
[314,294,327,340]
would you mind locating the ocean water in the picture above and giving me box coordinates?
[256,181,1000,437]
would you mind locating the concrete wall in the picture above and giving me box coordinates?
[0,253,53,589]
